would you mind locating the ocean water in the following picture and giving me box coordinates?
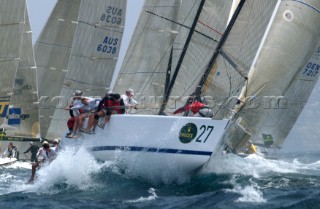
[0,147,319,209]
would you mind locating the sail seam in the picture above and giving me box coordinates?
[78,21,124,33]
[36,41,72,49]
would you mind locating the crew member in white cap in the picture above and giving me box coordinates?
[28,141,57,183]
[52,138,60,153]
[121,89,138,113]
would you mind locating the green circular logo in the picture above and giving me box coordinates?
[179,123,197,144]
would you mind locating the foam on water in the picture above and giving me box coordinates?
[6,146,104,193]
[124,188,158,203]
[2,141,319,203]
[201,153,320,203]
[227,185,266,203]
[203,153,320,177]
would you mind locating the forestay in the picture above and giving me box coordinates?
[0,0,25,126]
[46,0,127,139]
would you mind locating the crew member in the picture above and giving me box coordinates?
[28,141,57,183]
[245,140,257,154]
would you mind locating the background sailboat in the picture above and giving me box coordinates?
[0,0,25,127]
[5,7,40,139]
[0,2,40,161]
[35,0,127,140]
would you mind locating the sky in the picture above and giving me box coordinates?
[25,0,320,152]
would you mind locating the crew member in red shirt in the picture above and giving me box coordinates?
[173,96,206,116]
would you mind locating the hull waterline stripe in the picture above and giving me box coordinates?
[90,146,212,156]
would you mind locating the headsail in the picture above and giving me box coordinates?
[0,0,26,126]
[4,6,40,138]
[35,0,81,138]
[223,0,320,154]
[113,0,181,114]
[41,0,127,139]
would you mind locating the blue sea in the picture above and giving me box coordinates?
[0,147,319,209]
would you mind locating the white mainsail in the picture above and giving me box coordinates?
[163,0,234,113]
[0,0,25,126]
[5,6,39,138]
[222,0,320,153]
[35,0,81,139]
[113,0,234,115]
[40,0,127,139]
[113,0,182,114]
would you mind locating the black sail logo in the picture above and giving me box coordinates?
[179,123,197,144]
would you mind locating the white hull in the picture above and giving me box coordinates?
[62,115,228,173]
[0,157,17,166]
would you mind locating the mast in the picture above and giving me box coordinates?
[164,47,173,99]
[194,0,246,97]
[159,0,206,115]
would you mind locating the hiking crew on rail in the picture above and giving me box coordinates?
[82,93,125,133]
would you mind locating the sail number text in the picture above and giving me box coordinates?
[97,36,118,54]
[195,125,214,143]
[302,62,319,77]
[100,6,122,25]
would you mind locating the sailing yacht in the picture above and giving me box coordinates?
[0,1,40,162]
[61,0,320,174]
[62,0,233,173]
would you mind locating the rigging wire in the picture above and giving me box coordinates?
[145,10,219,43]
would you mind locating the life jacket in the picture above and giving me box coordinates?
[98,94,125,114]
[102,97,115,109]
[67,117,75,130]
[112,98,125,114]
